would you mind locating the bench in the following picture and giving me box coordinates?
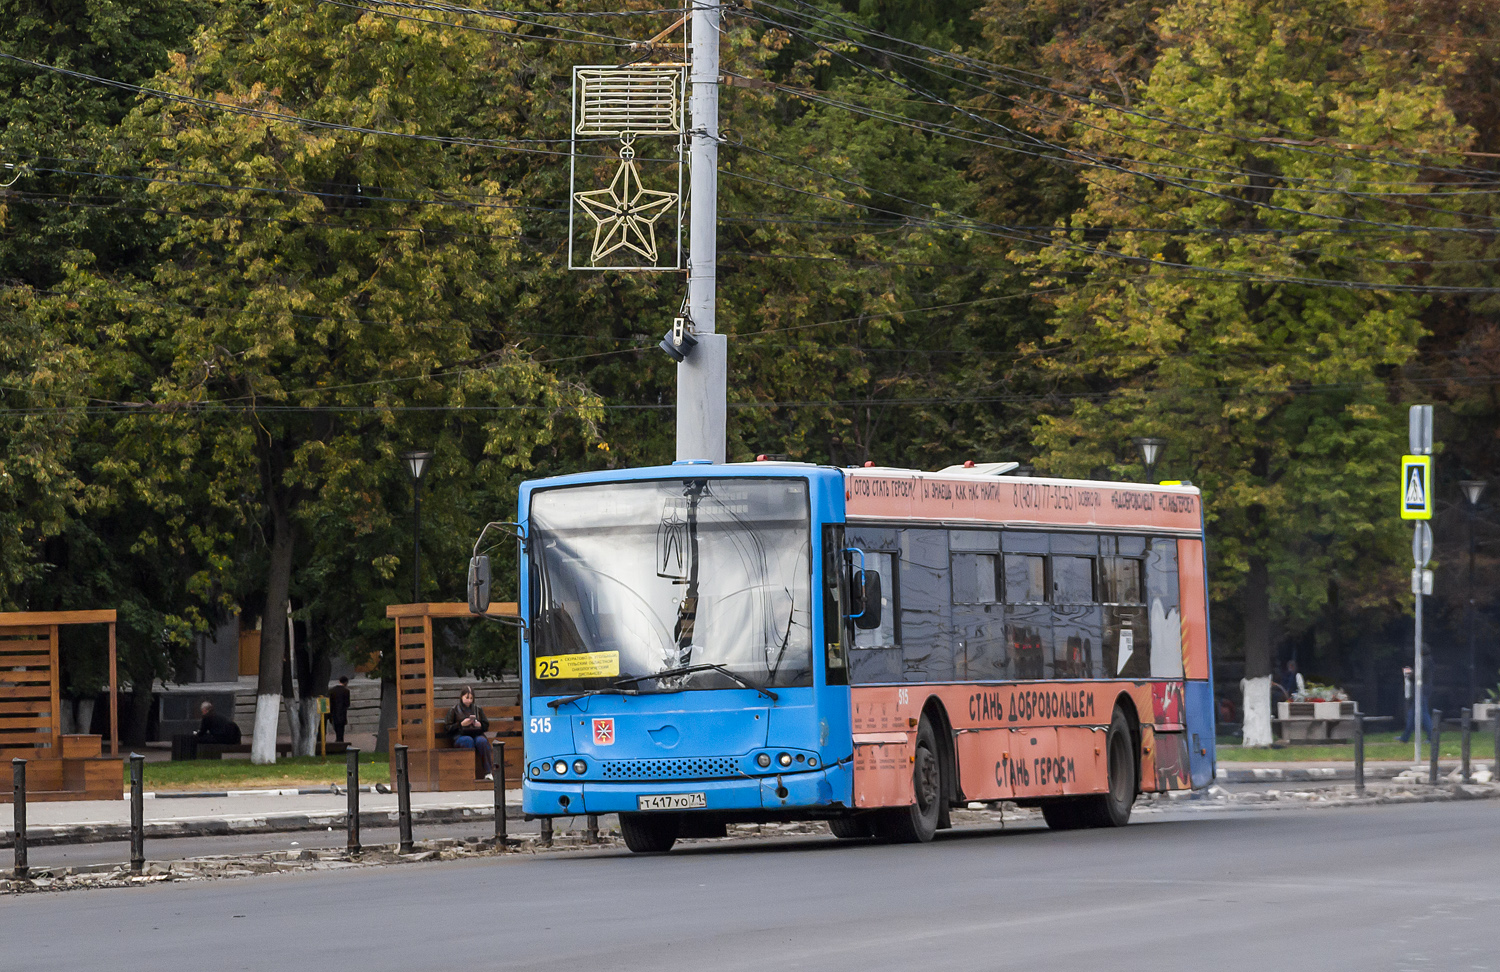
[397,706,524,791]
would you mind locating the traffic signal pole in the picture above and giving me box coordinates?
[678,0,727,463]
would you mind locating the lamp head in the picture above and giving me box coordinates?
[1460,479,1487,507]
[1131,436,1167,472]
[400,449,434,482]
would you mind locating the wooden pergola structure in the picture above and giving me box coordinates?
[0,610,121,802]
[385,602,523,791]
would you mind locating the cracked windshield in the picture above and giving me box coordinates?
[529,477,813,695]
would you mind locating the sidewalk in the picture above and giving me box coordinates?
[0,788,522,849]
[1215,759,1495,783]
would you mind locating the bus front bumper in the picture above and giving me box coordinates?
[523,763,851,816]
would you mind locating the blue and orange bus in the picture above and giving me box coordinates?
[469,459,1215,852]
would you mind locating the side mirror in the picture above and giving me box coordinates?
[468,555,491,614]
[852,569,882,630]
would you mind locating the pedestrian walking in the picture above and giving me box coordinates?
[1399,662,1433,744]
[328,676,351,743]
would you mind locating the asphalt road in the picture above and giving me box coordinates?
[7,800,1497,972]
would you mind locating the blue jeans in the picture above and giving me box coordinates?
[1400,698,1432,743]
[453,734,494,777]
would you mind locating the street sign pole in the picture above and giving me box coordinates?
[678,0,726,463]
[1407,405,1434,764]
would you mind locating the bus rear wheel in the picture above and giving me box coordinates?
[1040,799,1088,831]
[619,812,680,853]
[875,717,944,844]
[1074,707,1137,828]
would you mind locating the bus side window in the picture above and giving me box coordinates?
[1051,555,1100,680]
[898,529,954,683]
[1002,553,1048,680]
[1102,552,1150,679]
[821,525,849,686]
[849,550,899,683]
[1146,539,1182,678]
[951,531,1003,680]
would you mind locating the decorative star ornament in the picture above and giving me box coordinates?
[573,139,678,265]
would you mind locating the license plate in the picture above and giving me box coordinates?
[637,792,707,811]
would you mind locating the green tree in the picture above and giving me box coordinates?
[1016,0,1470,742]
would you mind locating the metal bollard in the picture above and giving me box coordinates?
[1494,716,1500,784]
[394,744,413,854]
[1461,708,1472,784]
[346,747,362,855]
[12,759,28,881]
[540,816,553,847]
[1353,714,1365,795]
[586,814,599,844]
[493,741,507,845]
[1428,710,1442,785]
[129,753,145,873]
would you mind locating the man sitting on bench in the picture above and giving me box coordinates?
[445,686,493,781]
[196,700,242,745]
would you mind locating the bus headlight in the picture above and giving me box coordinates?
[573,760,587,775]
[756,753,772,768]
[778,753,793,767]
[554,760,568,775]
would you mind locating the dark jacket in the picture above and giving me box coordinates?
[198,711,242,745]
[328,683,351,722]
[445,700,489,739]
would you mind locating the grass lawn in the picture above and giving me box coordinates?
[142,754,392,791]
[1214,731,1497,762]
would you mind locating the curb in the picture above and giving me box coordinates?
[1215,766,1404,783]
[0,803,524,849]
[140,786,387,800]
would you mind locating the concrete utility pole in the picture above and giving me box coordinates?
[678,0,727,463]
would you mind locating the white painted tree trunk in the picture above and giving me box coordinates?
[284,696,304,757]
[251,693,281,764]
[296,697,319,756]
[1241,675,1273,747]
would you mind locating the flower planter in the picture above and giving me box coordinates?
[1278,702,1316,719]
[1474,702,1499,724]
[1313,701,1355,720]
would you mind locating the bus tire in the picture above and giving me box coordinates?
[1040,799,1087,831]
[1081,707,1137,828]
[875,718,944,844]
[828,815,873,839]
[619,812,680,853]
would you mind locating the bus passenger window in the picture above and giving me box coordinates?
[1147,539,1183,678]
[952,553,998,604]
[1003,555,1045,603]
[1051,556,1095,604]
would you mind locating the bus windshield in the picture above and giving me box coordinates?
[528,477,813,696]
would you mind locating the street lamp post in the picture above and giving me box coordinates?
[400,450,434,605]
[1132,437,1168,482]
[1460,479,1487,707]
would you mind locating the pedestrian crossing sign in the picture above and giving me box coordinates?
[1401,455,1433,520]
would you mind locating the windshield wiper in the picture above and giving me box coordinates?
[615,663,779,702]
[547,687,641,710]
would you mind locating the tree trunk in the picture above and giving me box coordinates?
[1241,553,1274,746]
[376,676,396,753]
[252,497,297,764]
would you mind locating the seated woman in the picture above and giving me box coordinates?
[444,686,494,780]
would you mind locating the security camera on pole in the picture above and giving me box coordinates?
[1402,405,1434,763]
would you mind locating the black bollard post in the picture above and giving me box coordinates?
[1353,714,1365,795]
[1428,710,1442,785]
[1461,708,1473,784]
[394,744,413,854]
[346,747,361,855]
[540,816,553,847]
[1494,715,1500,784]
[493,742,507,845]
[12,758,28,881]
[586,814,599,844]
[129,753,145,873]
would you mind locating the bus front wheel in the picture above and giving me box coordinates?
[875,717,944,843]
[619,812,680,853]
